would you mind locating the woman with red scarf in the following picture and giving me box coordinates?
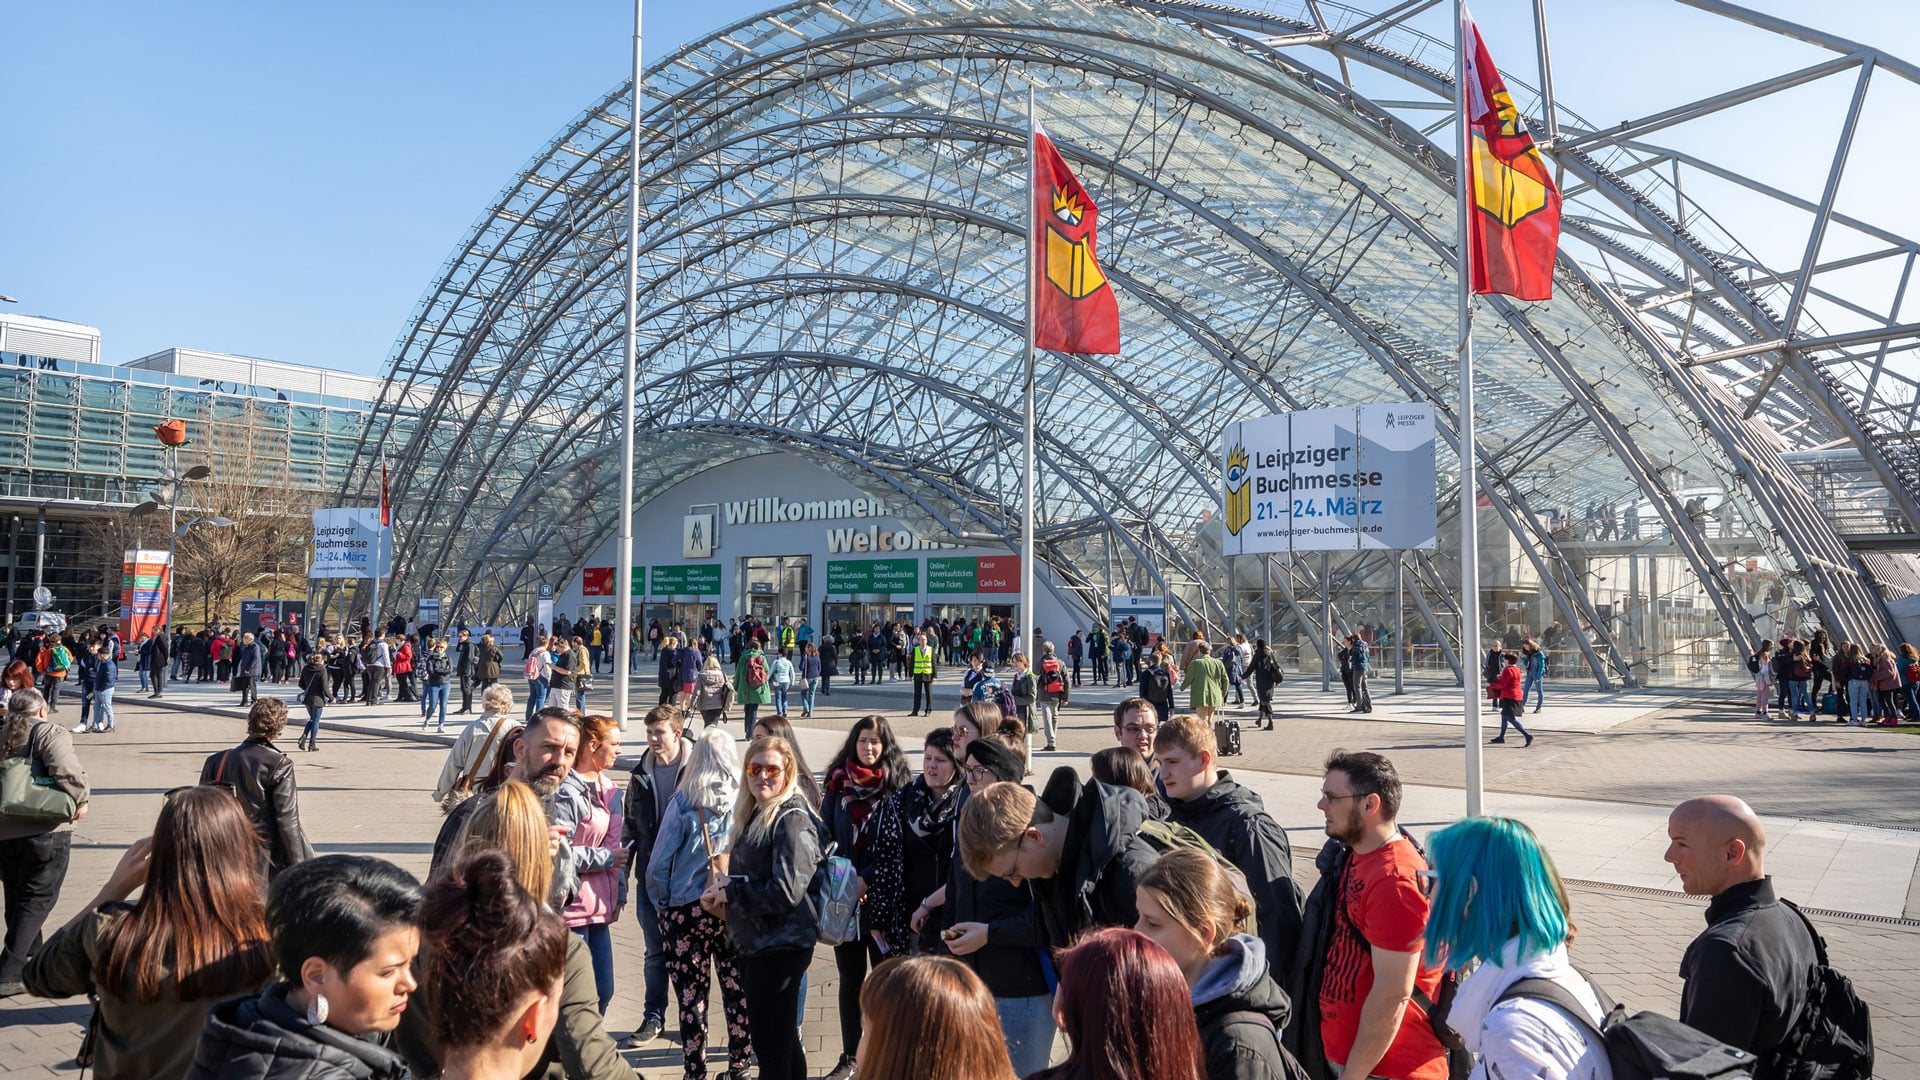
[820,714,910,1080]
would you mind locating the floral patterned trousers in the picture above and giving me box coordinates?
[658,900,752,1078]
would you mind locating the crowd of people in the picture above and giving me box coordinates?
[1747,629,1920,724]
[0,612,1874,1080]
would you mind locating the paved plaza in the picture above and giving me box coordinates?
[5,673,1919,1077]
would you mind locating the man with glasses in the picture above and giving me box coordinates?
[1112,697,1158,759]
[1287,750,1446,1080]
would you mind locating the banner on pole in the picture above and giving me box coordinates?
[119,549,171,644]
[308,508,391,579]
[1220,404,1437,555]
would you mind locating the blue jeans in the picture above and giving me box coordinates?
[1788,679,1810,716]
[572,923,615,1014]
[303,703,322,746]
[1848,681,1873,721]
[1522,673,1543,709]
[525,679,548,720]
[421,684,448,729]
[743,703,760,729]
[1496,701,1530,740]
[137,666,149,692]
[773,684,789,715]
[92,688,115,731]
[632,888,669,1020]
[995,993,1056,1077]
[800,680,817,715]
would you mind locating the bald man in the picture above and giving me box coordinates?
[1665,795,1819,1074]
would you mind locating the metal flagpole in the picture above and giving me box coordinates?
[1530,0,1560,143]
[369,450,384,643]
[614,0,643,732]
[1020,86,1038,658]
[1456,0,1486,816]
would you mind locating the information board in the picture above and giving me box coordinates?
[650,564,722,596]
[308,508,391,579]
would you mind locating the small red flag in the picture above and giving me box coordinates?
[1462,8,1560,300]
[380,457,391,527]
[1032,123,1120,354]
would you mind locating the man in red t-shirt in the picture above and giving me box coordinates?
[1315,750,1447,1080]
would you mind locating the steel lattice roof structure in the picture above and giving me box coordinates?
[341,0,1920,688]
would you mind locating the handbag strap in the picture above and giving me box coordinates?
[460,718,506,792]
[697,806,718,864]
[213,749,232,784]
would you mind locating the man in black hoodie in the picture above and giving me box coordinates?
[959,764,1157,949]
[1155,713,1305,977]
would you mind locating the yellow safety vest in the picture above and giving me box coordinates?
[912,645,934,675]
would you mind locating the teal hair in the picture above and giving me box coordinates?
[1421,816,1569,972]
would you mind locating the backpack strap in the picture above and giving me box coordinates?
[1497,975,1608,1040]
[1776,898,1831,968]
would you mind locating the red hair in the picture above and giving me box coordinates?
[1031,928,1203,1080]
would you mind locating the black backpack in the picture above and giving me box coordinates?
[1499,972,1756,1080]
[1769,901,1873,1080]
[1747,654,1762,675]
[1142,666,1172,703]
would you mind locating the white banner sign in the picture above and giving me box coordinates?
[1220,403,1437,555]
[307,508,391,579]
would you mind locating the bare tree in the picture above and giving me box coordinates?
[157,400,322,625]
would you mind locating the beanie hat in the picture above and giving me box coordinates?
[964,738,1024,785]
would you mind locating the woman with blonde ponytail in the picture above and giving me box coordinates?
[1135,850,1305,1080]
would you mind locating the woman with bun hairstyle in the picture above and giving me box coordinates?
[417,849,567,1080]
[647,728,752,1080]
[1135,849,1301,1080]
[187,854,421,1079]
[856,956,1018,1080]
[26,786,274,1080]
[394,781,633,1080]
[1029,927,1204,1080]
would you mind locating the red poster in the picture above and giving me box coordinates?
[120,549,171,644]
[581,567,614,597]
[974,556,1021,593]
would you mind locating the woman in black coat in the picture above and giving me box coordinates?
[187,856,421,1080]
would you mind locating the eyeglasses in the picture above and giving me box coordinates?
[746,763,785,780]
[963,764,995,781]
[1415,868,1439,897]
[1121,723,1158,736]
[1321,790,1368,802]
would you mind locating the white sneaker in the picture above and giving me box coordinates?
[72,724,91,733]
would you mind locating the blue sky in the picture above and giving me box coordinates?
[5,0,1917,374]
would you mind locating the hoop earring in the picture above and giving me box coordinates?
[307,992,329,1026]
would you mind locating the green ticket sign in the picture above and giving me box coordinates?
[826,558,919,594]
[926,557,978,593]
[649,564,721,595]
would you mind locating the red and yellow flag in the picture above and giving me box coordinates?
[1032,123,1120,354]
[1462,8,1560,300]
[379,456,391,527]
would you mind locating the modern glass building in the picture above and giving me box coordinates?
[0,312,377,623]
[343,0,1920,688]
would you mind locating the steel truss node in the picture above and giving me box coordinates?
[338,0,1920,686]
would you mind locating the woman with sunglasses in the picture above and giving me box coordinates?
[706,735,824,1080]
[26,786,273,1079]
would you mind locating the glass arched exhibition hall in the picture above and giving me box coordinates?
[334,0,1920,689]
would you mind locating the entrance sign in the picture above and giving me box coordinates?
[308,508,391,579]
[1220,404,1436,554]
[826,558,919,594]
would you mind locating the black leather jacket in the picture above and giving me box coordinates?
[199,737,315,877]
[723,794,824,956]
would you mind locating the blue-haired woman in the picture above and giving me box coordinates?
[1422,817,1613,1080]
